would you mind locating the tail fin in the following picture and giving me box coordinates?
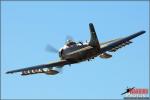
[89,23,100,50]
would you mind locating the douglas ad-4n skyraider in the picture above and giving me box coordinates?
[6,23,145,76]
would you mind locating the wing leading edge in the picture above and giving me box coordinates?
[6,60,74,75]
[101,30,145,52]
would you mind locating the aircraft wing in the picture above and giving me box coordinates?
[6,60,75,75]
[101,30,145,52]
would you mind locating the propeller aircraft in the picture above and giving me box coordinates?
[6,23,145,76]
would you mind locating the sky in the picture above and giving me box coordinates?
[1,1,149,99]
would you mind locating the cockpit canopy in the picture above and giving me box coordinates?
[66,39,76,46]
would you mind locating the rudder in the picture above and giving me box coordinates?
[88,23,100,50]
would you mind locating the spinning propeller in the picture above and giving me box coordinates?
[45,35,75,53]
[45,44,59,53]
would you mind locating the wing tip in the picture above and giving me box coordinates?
[140,30,146,34]
[130,30,146,39]
[6,71,13,74]
[6,71,9,74]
